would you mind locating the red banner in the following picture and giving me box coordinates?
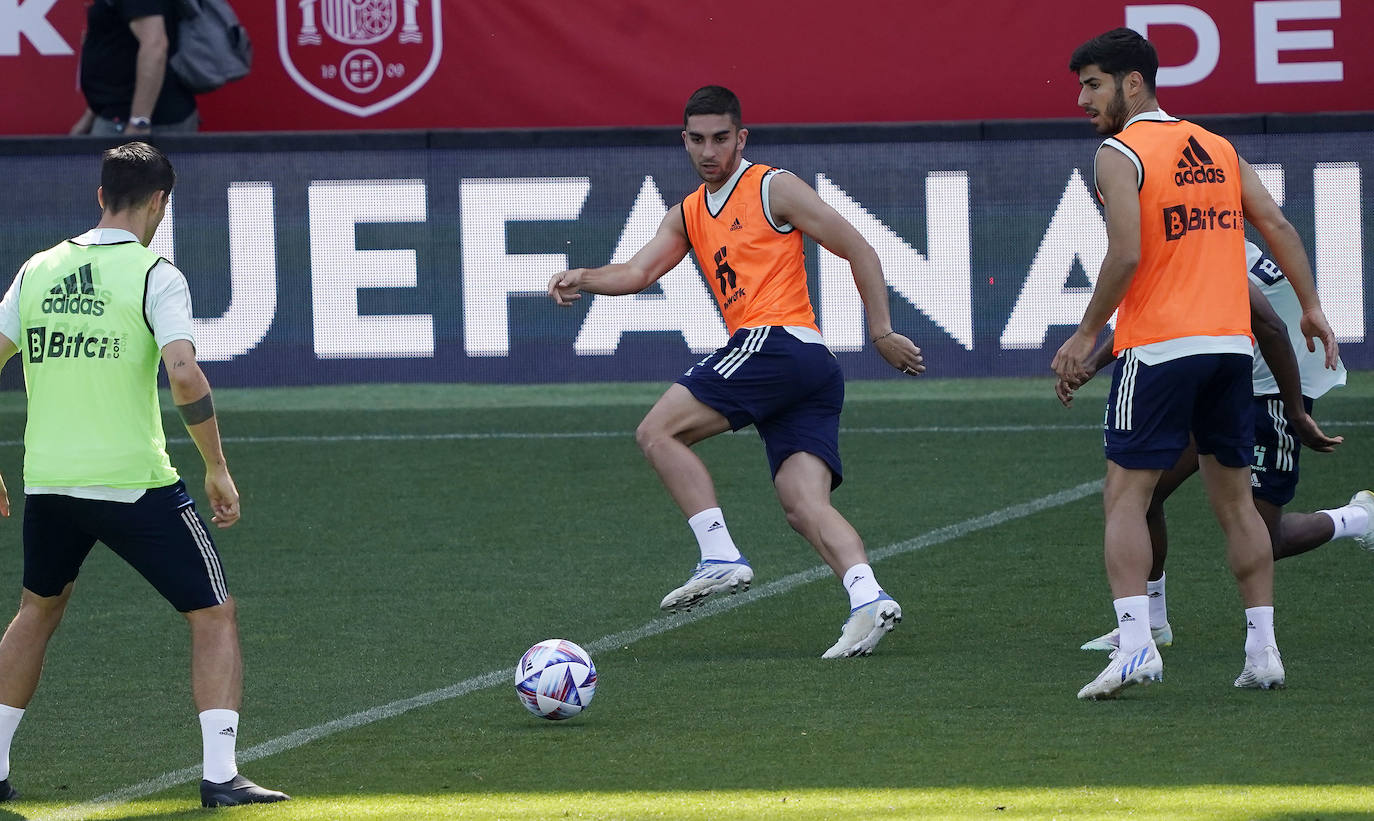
[3,0,1370,134]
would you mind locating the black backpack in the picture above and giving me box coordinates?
[167,0,252,94]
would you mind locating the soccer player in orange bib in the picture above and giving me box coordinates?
[549,86,923,657]
[1052,29,1339,698]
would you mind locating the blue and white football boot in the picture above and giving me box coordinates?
[1077,639,1163,700]
[821,593,902,658]
[659,557,753,612]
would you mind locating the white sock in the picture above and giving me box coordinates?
[1321,504,1370,539]
[687,508,740,562]
[1245,606,1276,658]
[842,563,882,610]
[1147,574,1168,629]
[199,709,239,784]
[0,704,24,781]
[1114,595,1151,651]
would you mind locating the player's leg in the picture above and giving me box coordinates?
[645,353,750,612]
[0,586,74,709]
[102,482,287,806]
[1079,351,1193,699]
[773,452,900,658]
[185,598,242,714]
[772,453,860,577]
[635,383,733,518]
[754,337,897,658]
[0,493,102,798]
[1251,395,1374,557]
[1142,445,1193,640]
[1081,447,1187,651]
[1194,357,1283,689]
[1198,456,1273,605]
[0,585,74,802]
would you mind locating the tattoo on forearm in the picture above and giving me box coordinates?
[177,393,215,426]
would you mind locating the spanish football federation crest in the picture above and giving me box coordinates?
[278,0,442,117]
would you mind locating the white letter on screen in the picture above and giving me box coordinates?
[1001,169,1109,349]
[1254,0,1343,83]
[460,177,591,357]
[1125,4,1220,86]
[309,179,432,359]
[816,172,972,352]
[148,184,279,361]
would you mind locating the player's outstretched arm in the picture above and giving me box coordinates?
[1239,159,1338,369]
[549,206,692,306]
[1053,146,1139,383]
[161,339,240,528]
[767,172,923,375]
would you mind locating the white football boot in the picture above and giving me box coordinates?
[821,594,902,658]
[1349,490,1374,550]
[1080,622,1174,651]
[1077,640,1163,700]
[1233,645,1286,690]
[659,558,753,612]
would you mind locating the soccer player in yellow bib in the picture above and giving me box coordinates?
[0,143,287,807]
[550,86,923,658]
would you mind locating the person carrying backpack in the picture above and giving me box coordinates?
[71,0,250,136]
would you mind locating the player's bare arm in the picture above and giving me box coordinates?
[0,334,14,518]
[162,339,240,528]
[1055,332,1117,408]
[1052,145,1140,382]
[1249,283,1343,453]
[549,205,692,305]
[767,171,924,375]
[1238,158,1338,369]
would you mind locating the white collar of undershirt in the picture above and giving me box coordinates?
[706,159,751,213]
[1122,108,1175,128]
[72,228,141,245]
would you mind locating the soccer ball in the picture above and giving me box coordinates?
[514,639,597,720]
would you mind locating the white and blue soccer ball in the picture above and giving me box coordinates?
[514,639,597,720]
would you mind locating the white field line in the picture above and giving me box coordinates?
[36,479,1103,820]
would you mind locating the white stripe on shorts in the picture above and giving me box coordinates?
[1267,398,1295,472]
[1114,349,1139,431]
[714,326,770,380]
[181,508,228,604]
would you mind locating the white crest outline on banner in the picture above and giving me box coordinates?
[277,0,442,118]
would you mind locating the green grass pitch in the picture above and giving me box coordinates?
[0,375,1370,820]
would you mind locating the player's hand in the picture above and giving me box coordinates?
[1290,413,1343,453]
[1299,307,1340,370]
[204,466,241,528]
[548,269,586,306]
[872,331,923,376]
[1055,377,1078,408]
[1055,363,1097,408]
[1051,331,1096,383]
[0,470,9,518]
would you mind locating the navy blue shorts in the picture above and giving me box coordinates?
[1249,394,1311,506]
[22,480,229,612]
[677,326,845,488]
[1104,351,1254,470]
